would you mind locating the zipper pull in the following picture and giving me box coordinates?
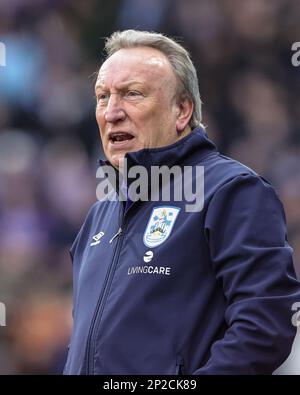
[109,227,122,243]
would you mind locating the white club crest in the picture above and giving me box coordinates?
[143,206,180,248]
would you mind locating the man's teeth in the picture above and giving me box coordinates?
[111,133,133,142]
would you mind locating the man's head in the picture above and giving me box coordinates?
[95,30,203,168]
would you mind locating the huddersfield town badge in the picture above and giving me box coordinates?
[143,206,180,248]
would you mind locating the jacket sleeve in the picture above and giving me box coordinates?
[195,174,300,375]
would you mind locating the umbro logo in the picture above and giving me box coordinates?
[90,231,105,246]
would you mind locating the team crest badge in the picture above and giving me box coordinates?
[143,206,180,248]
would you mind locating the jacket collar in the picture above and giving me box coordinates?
[97,127,217,201]
[98,126,216,171]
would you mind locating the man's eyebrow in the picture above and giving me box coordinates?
[95,82,106,91]
[95,80,144,91]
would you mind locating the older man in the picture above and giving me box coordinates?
[64,30,300,375]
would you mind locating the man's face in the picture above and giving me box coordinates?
[95,47,190,168]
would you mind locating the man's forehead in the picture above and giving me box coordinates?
[96,47,173,86]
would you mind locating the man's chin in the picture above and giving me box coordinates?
[109,154,125,170]
[117,156,125,170]
[109,145,143,169]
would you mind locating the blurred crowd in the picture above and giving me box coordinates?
[0,0,300,374]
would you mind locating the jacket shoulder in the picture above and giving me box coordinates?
[204,152,258,180]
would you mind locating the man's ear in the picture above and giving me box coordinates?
[175,96,194,133]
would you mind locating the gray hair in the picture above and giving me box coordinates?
[104,30,203,130]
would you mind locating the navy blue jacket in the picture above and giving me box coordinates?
[64,127,300,375]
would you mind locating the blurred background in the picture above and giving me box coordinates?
[0,0,300,374]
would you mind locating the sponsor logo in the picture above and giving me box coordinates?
[143,251,154,263]
[127,266,171,275]
[143,206,180,248]
[90,231,105,246]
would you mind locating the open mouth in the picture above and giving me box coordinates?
[109,132,135,144]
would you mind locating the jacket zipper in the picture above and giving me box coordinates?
[85,224,124,374]
[84,199,138,374]
[109,227,122,243]
[176,355,185,375]
[84,200,132,374]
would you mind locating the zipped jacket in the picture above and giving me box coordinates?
[64,127,300,375]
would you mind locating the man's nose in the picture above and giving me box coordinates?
[104,93,126,123]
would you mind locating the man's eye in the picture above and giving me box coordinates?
[125,90,142,98]
[97,93,109,102]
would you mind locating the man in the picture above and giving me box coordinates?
[64,30,300,375]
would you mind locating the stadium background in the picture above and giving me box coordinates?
[0,0,299,374]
